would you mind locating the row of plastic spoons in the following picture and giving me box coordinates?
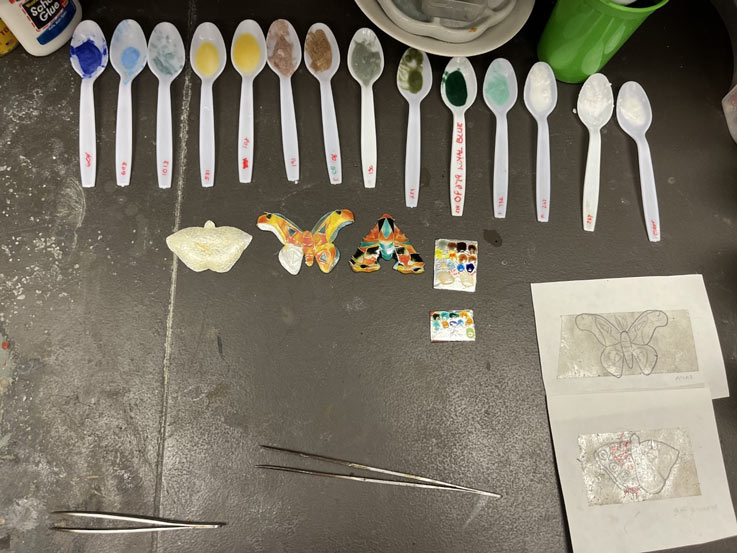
[406,54,659,240]
[68,19,658,240]
[68,18,382,190]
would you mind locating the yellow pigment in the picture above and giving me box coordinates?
[195,41,219,77]
[232,33,260,74]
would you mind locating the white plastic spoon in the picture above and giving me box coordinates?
[266,19,301,183]
[69,20,108,188]
[577,73,613,232]
[524,61,557,222]
[190,23,226,187]
[440,57,477,216]
[483,58,517,218]
[397,48,432,208]
[616,81,661,242]
[147,22,185,189]
[304,23,342,184]
[231,20,266,184]
[110,20,147,186]
[348,28,384,188]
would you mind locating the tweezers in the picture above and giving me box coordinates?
[257,445,501,498]
[51,512,224,534]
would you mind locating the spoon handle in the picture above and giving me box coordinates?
[636,136,661,242]
[536,118,551,222]
[360,86,377,188]
[404,101,421,208]
[199,81,215,187]
[238,78,254,183]
[279,77,299,182]
[582,129,601,232]
[115,80,133,186]
[319,79,341,184]
[156,80,173,189]
[493,113,508,218]
[449,112,466,216]
[79,79,96,188]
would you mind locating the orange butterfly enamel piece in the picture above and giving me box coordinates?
[257,210,354,275]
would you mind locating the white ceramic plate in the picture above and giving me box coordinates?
[355,0,534,57]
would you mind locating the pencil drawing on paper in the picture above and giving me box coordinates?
[578,429,701,506]
[557,309,699,379]
[576,310,667,377]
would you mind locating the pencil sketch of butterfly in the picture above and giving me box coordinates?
[575,310,668,378]
[595,432,679,495]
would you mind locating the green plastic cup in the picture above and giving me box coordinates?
[537,0,669,83]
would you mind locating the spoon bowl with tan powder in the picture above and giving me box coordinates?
[304,23,342,184]
[266,19,302,182]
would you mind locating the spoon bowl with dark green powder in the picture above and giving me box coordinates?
[440,57,477,217]
[440,56,477,111]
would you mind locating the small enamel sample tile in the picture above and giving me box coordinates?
[430,310,475,342]
[433,239,477,292]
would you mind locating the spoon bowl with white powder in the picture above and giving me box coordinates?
[523,61,557,222]
[577,73,613,232]
[616,81,660,242]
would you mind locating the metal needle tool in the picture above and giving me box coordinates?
[258,445,501,498]
[51,512,224,534]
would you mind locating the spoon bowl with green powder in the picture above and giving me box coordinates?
[348,28,384,188]
[148,22,185,189]
[483,57,517,218]
[396,47,432,208]
[440,56,477,217]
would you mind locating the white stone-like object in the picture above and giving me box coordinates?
[166,220,252,273]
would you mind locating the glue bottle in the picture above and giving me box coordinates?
[0,18,19,55]
[0,0,83,56]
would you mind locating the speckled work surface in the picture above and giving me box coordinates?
[0,1,736,552]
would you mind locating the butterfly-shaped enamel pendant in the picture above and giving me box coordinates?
[349,214,424,274]
[257,210,354,275]
[575,310,668,378]
[595,432,679,495]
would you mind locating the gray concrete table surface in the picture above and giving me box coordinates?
[0,0,736,552]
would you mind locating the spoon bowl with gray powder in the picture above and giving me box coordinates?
[348,28,384,188]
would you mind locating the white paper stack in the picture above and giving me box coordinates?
[531,274,737,553]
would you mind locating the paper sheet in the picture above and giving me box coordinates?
[549,388,737,553]
[531,275,736,552]
[531,275,728,399]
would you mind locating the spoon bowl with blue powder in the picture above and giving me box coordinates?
[110,20,148,186]
[70,20,108,188]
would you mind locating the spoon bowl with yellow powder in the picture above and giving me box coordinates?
[396,47,432,208]
[190,22,226,187]
[231,20,266,184]
[266,19,302,182]
[304,23,342,184]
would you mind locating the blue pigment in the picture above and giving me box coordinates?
[121,46,140,70]
[71,40,103,78]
